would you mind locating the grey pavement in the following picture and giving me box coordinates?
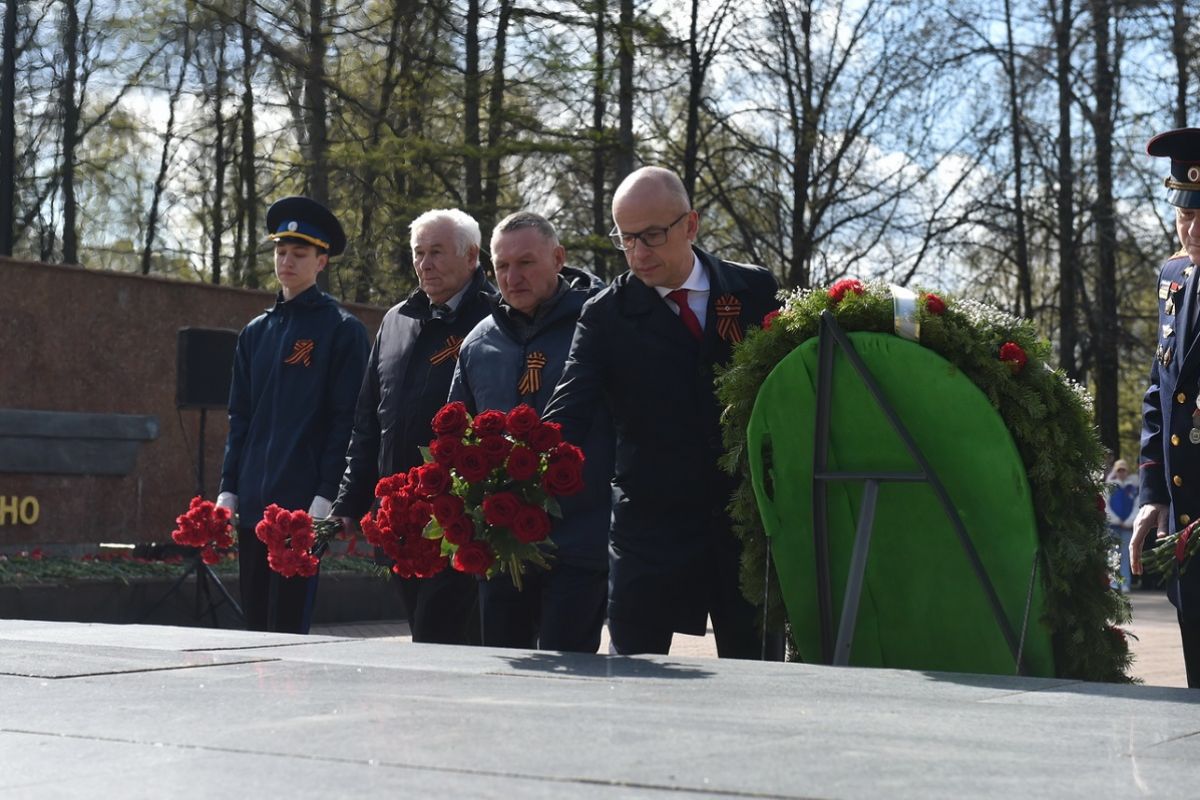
[3,592,1200,799]
[314,589,1190,688]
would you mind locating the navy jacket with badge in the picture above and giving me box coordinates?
[448,266,614,571]
[220,285,370,526]
[333,267,498,519]
[1140,253,1200,616]
[542,247,781,634]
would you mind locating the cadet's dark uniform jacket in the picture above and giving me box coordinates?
[1140,253,1200,617]
[542,247,781,636]
[220,285,369,526]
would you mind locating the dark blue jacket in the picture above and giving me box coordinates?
[449,266,614,571]
[543,248,781,633]
[220,285,370,525]
[1140,252,1200,617]
[333,267,498,519]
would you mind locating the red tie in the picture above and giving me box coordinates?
[667,289,703,341]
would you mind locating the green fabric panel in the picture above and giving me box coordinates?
[746,332,1055,677]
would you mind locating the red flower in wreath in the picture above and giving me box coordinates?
[923,293,946,315]
[828,279,866,303]
[998,341,1028,373]
[762,309,782,330]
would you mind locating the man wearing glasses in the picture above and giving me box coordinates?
[544,166,782,659]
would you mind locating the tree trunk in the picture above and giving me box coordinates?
[1004,0,1031,318]
[239,0,258,288]
[1090,0,1119,456]
[591,0,608,278]
[210,26,228,285]
[1170,0,1188,127]
[481,0,512,239]
[305,0,329,205]
[60,0,80,265]
[1053,0,1078,379]
[682,0,702,200]
[143,26,192,275]
[0,0,17,255]
[615,0,634,182]
[464,0,482,213]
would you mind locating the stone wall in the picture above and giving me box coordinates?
[1,258,385,549]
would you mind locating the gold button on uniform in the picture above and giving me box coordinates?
[1179,393,1189,404]
[1173,434,1182,446]
[1175,475,1184,487]
[1182,515,1192,525]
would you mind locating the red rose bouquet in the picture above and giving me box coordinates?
[412,401,586,589]
[255,505,341,578]
[171,495,236,565]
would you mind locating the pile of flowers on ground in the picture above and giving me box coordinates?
[171,496,236,565]
[716,278,1132,682]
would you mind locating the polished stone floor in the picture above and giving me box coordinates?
[2,603,1198,799]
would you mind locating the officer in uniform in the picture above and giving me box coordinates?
[1132,128,1200,687]
[217,196,370,633]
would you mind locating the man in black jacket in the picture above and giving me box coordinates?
[543,167,782,659]
[332,208,496,644]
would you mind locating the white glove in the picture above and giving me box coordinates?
[308,495,333,519]
[215,492,238,514]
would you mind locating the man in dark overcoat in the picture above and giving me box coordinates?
[543,167,782,658]
[332,208,497,644]
[1132,128,1200,687]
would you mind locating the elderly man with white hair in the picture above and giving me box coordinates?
[332,208,497,645]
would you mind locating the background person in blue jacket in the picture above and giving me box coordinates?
[216,196,370,633]
[332,209,497,644]
[449,211,614,653]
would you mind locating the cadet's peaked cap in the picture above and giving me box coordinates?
[1148,128,1200,209]
[265,196,347,256]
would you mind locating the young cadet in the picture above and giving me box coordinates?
[216,196,369,633]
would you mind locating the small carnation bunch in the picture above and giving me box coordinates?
[171,496,236,566]
[358,469,450,579]
[254,505,339,578]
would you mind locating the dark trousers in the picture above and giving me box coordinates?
[395,568,481,645]
[1179,611,1200,688]
[238,526,319,634]
[478,563,607,653]
[608,552,783,660]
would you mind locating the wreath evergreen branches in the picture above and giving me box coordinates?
[716,282,1133,682]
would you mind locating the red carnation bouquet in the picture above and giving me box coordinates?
[383,401,586,589]
[255,505,341,578]
[357,471,450,579]
[1144,518,1200,577]
[171,496,236,565]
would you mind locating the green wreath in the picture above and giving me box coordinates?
[716,279,1133,682]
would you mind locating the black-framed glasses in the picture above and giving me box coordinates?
[609,211,689,251]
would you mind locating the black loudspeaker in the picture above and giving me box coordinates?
[176,327,238,409]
